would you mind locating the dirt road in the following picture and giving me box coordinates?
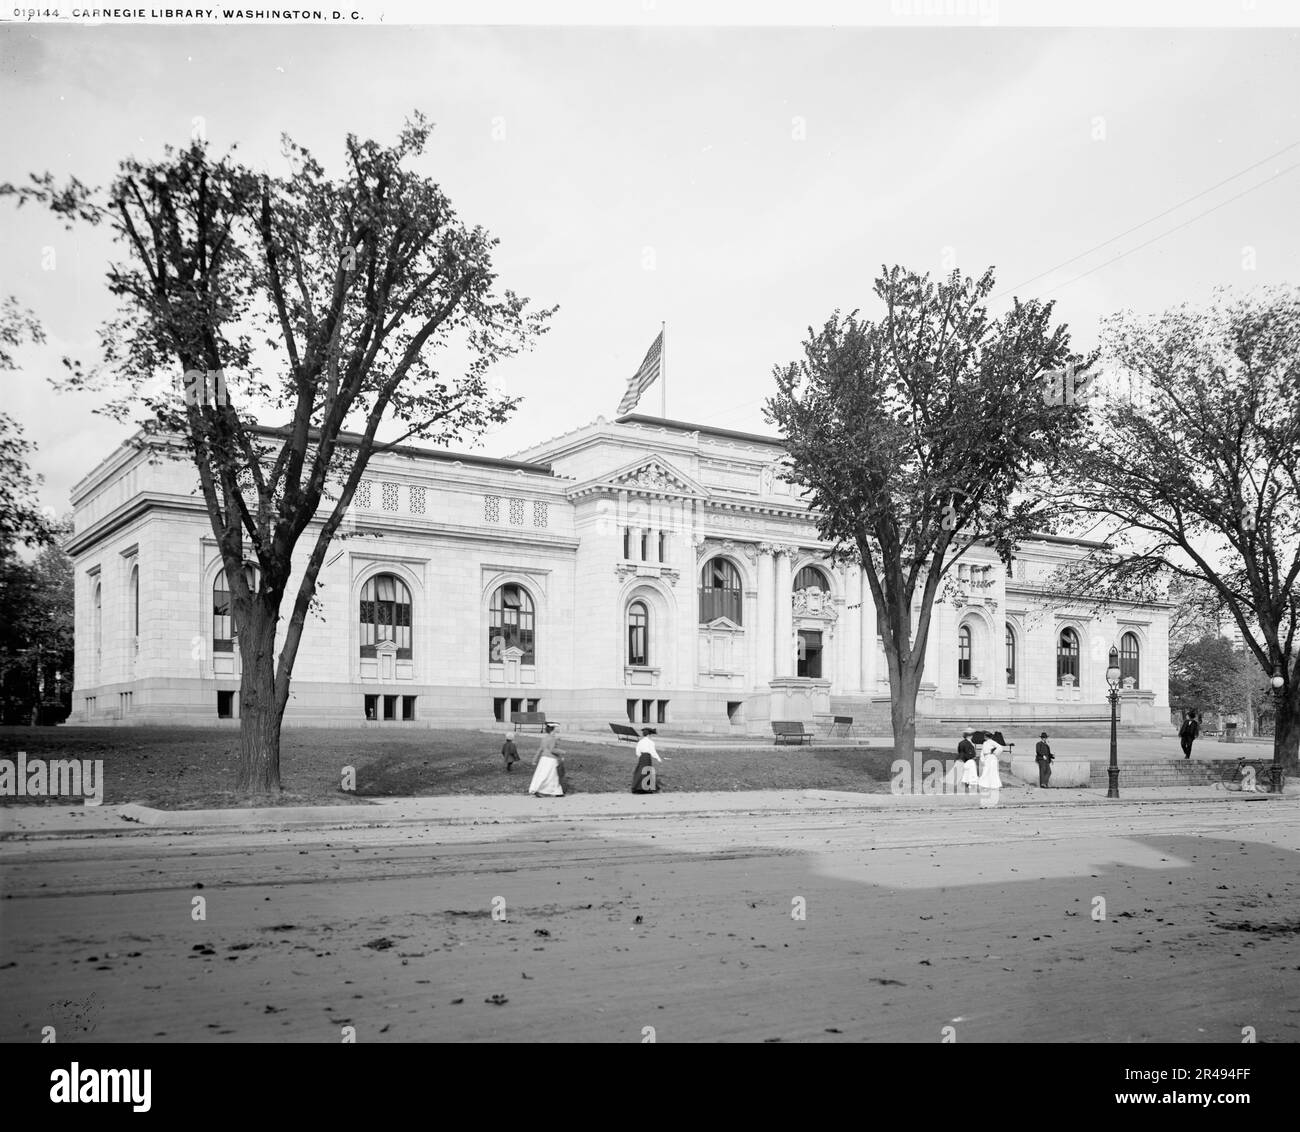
[2,797,1298,1042]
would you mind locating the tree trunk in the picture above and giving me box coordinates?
[1276,684,1300,777]
[235,605,283,794]
[889,663,920,763]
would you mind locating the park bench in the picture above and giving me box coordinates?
[829,715,853,738]
[609,722,641,743]
[772,721,813,745]
[510,711,549,733]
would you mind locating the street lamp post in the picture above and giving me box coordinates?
[1106,646,1122,798]
[1270,667,1286,794]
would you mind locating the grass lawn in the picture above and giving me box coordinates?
[0,727,898,809]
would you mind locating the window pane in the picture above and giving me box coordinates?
[1120,633,1139,684]
[794,566,829,591]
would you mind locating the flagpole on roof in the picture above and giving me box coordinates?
[660,321,666,419]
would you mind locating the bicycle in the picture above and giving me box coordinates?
[1211,757,1273,793]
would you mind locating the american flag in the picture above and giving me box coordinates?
[617,329,664,415]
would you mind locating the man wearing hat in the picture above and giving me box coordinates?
[1034,731,1055,789]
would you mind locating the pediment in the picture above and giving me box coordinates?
[703,616,743,632]
[575,455,708,499]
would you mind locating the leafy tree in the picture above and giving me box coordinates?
[1168,634,1252,721]
[0,297,52,554]
[0,531,75,724]
[5,115,555,792]
[1056,288,1300,773]
[767,266,1091,760]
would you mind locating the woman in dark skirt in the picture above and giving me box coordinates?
[631,727,662,793]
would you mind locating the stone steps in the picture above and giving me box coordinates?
[1087,757,1274,788]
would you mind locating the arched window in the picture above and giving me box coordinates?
[129,564,139,652]
[214,565,261,654]
[93,582,102,675]
[628,601,649,667]
[958,624,973,680]
[1057,628,1080,685]
[1120,632,1140,686]
[1005,625,1016,685]
[360,573,413,659]
[700,558,743,624]
[794,565,830,592]
[489,583,535,664]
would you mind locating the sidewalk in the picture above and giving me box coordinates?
[548,728,1275,760]
[1,780,1292,839]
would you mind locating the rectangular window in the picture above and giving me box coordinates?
[217,690,235,719]
[383,695,397,721]
[364,694,379,721]
[526,698,539,713]
[628,620,647,667]
[640,530,648,560]
[658,530,667,562]
[727,701,741,723]
[657,700,668,724]
[510,697,523,715]
[623,528,630,559]
[213,580,233,653]
[493,697,506,723]
[627,698,638,723]
[642,698,653,724]
[402,695,416,721]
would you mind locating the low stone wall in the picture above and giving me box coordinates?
[1008,756,1091,787]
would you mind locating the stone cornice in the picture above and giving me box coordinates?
[67,492,581,559]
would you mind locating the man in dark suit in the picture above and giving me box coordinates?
[1035,731,1054,788]
[1180,710,1200,759]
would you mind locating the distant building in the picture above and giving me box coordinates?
[66,414,1170,731]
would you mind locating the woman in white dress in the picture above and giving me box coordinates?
[631,727,663,793]
[527,724,564,797]
[978,732,1003,807]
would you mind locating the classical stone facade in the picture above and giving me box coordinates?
[66,413,1170,731]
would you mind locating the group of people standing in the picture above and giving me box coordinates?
[956,728,1005,805]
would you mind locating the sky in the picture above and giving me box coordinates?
[1,17,1298,519]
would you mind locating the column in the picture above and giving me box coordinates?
[845,567,861,693]
[774,546,793,678]
[757,545,775,687]
[859,566,873,693]
[745,585,759,690]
